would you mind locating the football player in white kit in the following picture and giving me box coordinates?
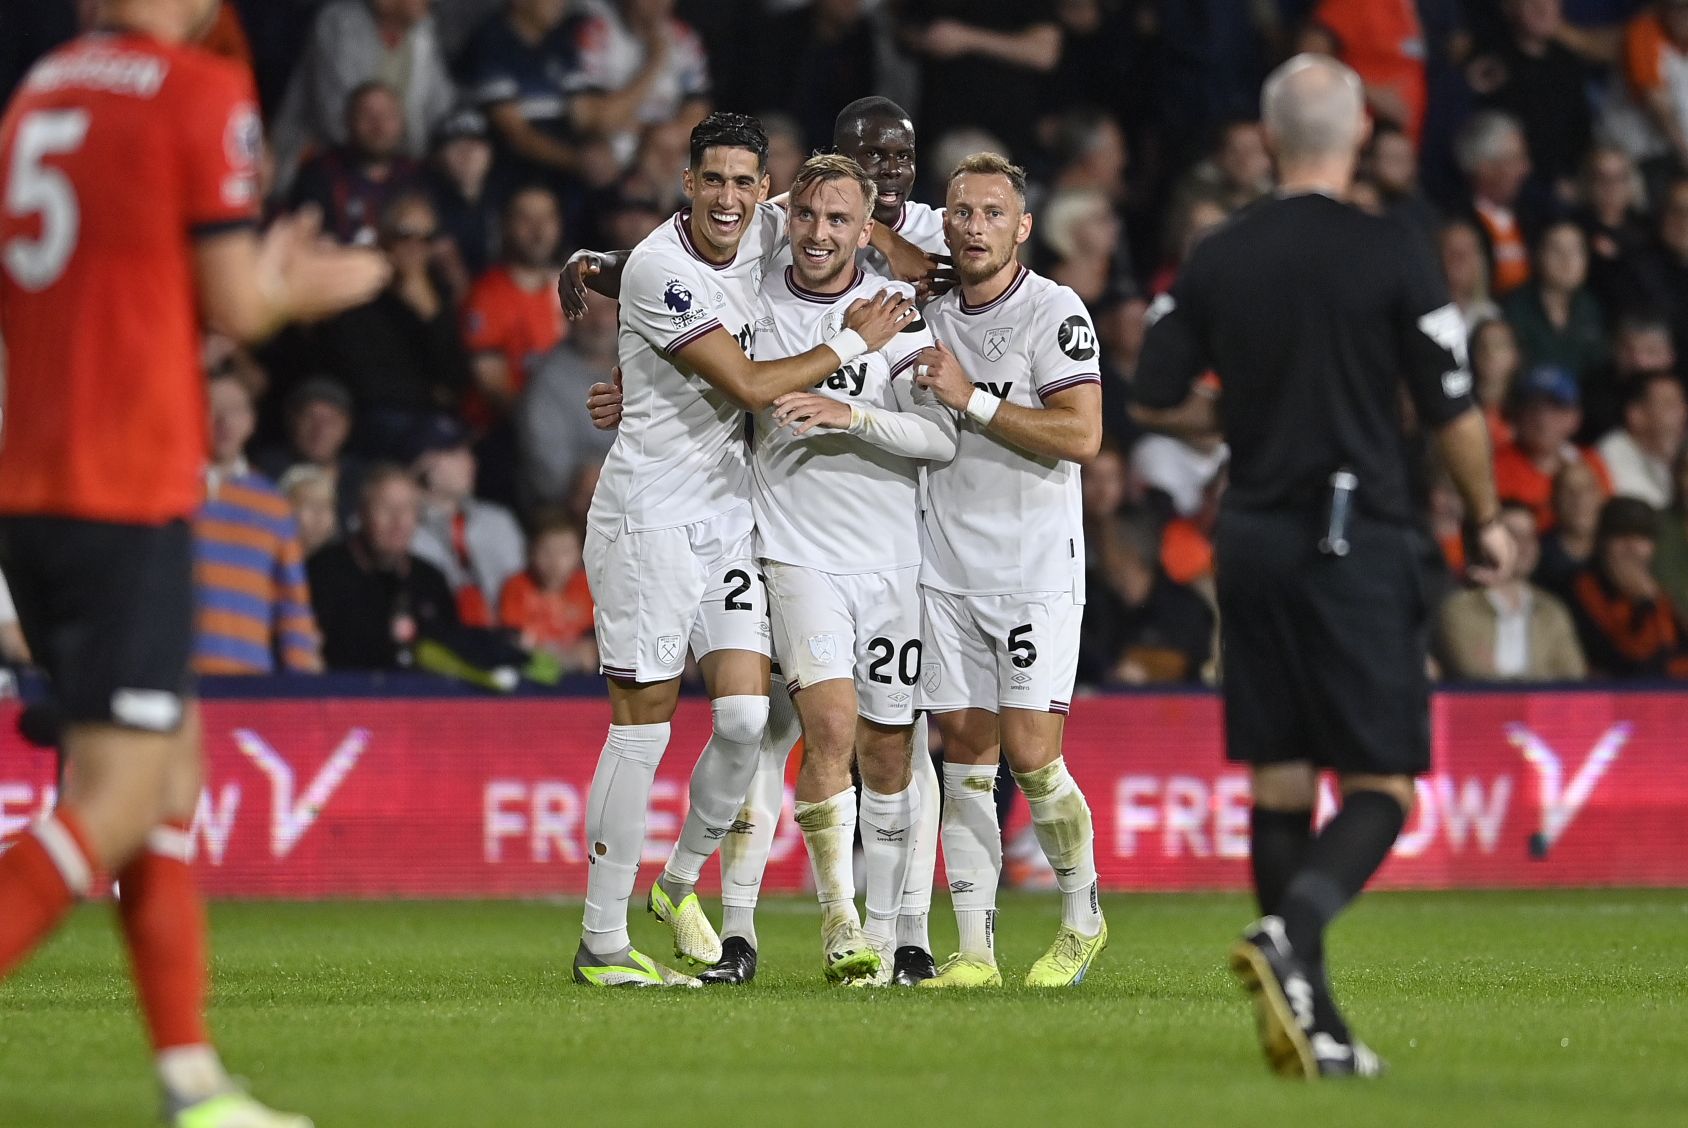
[707,99,955,988]
[573,114,915,988]
[748,154,954,986]
[910,153,1109,989]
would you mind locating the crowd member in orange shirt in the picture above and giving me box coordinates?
[1312,0,1428,143]
[1455,110,1536,297]
[461,183,567,425]
[0,1,385,1122]
[1493,365,1613,529]
[498,513,597,672]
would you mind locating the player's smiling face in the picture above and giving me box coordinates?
[945,172,1032,286]
[683,146,770,262]
[839,117,916,227]
[788,178,872,292]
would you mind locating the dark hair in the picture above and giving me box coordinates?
[358,462,415,508]
[1624,370,1684,410]
[1498,499,1535,523]
[503,183,559,218]
[344,79,398,124]
[834,96,912,141]
[689,112,769,171]
[528,508,582,541]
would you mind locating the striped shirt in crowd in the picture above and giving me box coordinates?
[194,466,322,674]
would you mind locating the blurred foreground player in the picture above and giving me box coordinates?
[0,1,388,1124]
[1134,55,1514,1078]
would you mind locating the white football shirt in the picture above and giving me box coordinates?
[589,204,786,535]
[752,268,944,572]
[861,201,947,279]
[920,266,1102,597]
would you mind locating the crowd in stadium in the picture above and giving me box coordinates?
[7,0,1688,687]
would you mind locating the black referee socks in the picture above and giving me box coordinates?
[1249,806,1314,919]
[1279,790,1407,965]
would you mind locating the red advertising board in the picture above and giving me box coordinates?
[0,691,1681,897]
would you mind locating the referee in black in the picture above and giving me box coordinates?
[1133,55,1515,1080]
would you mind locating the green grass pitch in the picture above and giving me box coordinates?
[1,891,1684,1127]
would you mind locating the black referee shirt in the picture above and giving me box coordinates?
[1134,192,1476,526]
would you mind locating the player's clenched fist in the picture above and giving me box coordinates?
[586,367,624,430]
[912,340,973,410]
[559,250,605,320]
[843,289,917,351]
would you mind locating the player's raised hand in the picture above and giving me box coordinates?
[259,205,390,323]
[843,289,918,351]
[587,368,624,430]
[913,340,974,410]
[916,253,959,303]
[771,392,852,436]
[560,250,605,320]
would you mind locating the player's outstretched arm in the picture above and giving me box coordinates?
[914,341,1101,463]
[195,208,390,344]
[680,290,917,412]
[559,249,632,320]
[768,392,957,460]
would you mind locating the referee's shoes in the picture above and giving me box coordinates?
[1229,916,1387,1080]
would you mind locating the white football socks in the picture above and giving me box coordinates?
[898,717,939,951]
[858,782,918,948]
[941,761,1002,963]
[663,695,769,895]
[1014,757,1103,937]
[718,680,800,948]
[581,722,670,955]
[795,788,859,930]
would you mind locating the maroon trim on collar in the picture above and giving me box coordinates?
[784,265,861,303]
[958,264,1028,315]
[674,209,737,271]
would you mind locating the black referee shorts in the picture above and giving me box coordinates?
[1214,507,1433,777]
[0,516,194,733]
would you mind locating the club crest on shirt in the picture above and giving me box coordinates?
[664,279,693,313]
[922,661,942,694]
[984,327,1013,361]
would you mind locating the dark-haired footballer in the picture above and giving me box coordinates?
[571,111,915,987]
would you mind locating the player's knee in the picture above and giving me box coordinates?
[711,694,771,746]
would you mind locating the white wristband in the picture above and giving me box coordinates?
[829,328,868,366]
[965,387,1002,427]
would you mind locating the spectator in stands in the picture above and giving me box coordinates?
[568,0,713,167]
[1574,145,1651,317]
[760,0,879,151]
[1537,458,1607,596]
[1597,370,1688,508]
[1467,0,1595,194]
[1436,501,1588,681]
[1629,175,1688,361]
[408,416,526,628]
[762,113,805,199]
[898,0,1062,160]
[309,465,448,670]
[1180,119,1274,213]
[315,193,472,458]
[1077,510,1214,686]
[425,109,499,281]
[1494,365,1613,529]
[1619,0,1688,172]
[279,465,340,557]
[1047,108,1130,208]
[1313,0,1429,141]
[1440,217,1504,334]
[1080,439,1131,558]
[1583,312,1679,440]
[465,0,585,183]
[270,0,455,194]
[1501,220,1608,384]
[288,81,422,246]
[519,297,619,510]
[196,374,323,675]
[1651,448,1688,609]
[1568,495,1688,677]
[497,512,597,671]
[1041,0,1140,126]
[1097,288,1149,444]
[1472,317,1523,445]
[1456,110,1538,298]
[1148,192,1229,297]
[616,118,692,215]
[1040,188,1125,309]
[1132,429,1228,523]
[1366,123,1437,246]
[462,186,566,425]
[255,377,365,528]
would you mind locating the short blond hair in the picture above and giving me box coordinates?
[947,152,1028,205]
[789,153,874,211]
